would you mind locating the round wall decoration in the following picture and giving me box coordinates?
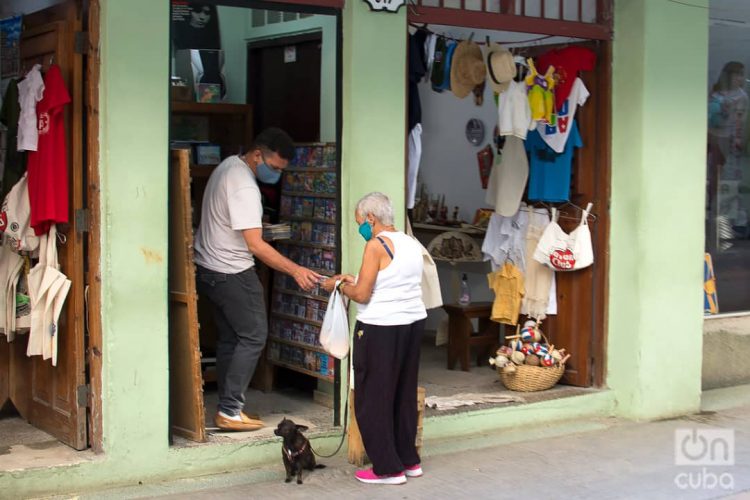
[465,118,485,145]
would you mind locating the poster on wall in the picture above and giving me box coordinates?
[171,1,221,50]
[0,15,22,79]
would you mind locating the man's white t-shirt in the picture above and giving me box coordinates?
[194,155,263,274]
[536,77,589,153]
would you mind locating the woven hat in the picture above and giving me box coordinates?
[486,42,516,94]
[427,231,482,262]
[450,41,487,99]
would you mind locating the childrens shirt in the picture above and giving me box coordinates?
[487,262,524,326]
[26,65,71,236]
[536,78,589,153]
[497,80,532,140]
[525,120,583,203]
[16,64,45,152]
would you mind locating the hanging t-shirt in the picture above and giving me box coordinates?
[408,32,427,132]
[497,80,532,140]
[536,46,596,111]
[17,64,45,152]
[0,79,27,200]
[525,120,582,203]
[537,78,589,153]
[26,65,71,236]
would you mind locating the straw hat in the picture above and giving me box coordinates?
[450,41,487,99]
[486,42,516,94]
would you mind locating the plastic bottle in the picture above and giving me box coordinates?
[458,273,471,306]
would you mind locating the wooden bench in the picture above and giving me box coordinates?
[442,302,499,371]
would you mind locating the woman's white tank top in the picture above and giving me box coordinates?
[356,231,428,326]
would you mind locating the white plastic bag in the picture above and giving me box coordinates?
[320,282,350,359]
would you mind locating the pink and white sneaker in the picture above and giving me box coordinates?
[404,464,423,478]
[354,468,407,485]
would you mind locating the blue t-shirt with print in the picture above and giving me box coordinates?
[525,120,583,202]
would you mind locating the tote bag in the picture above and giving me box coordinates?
[320,282,350,360]
[26,225,71,366]
[533,203,594,272]
[406,219,443,309]
[0,173,40,254]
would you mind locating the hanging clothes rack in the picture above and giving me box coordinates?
[408,22,555,46]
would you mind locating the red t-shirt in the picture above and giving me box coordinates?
[537,46,597,111]
[26,64,71,236]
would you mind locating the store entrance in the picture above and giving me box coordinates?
[406,23,611,412]
[167,1,341,444]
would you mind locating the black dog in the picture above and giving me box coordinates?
[274,418,325,484]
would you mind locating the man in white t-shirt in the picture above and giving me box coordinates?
[194,127,321,432]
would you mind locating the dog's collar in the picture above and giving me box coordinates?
[284,441,307,460]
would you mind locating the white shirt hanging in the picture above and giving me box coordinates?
[17,64,45,152]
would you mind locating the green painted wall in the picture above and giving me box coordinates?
[608,0,707,419]
[0,0,713,495]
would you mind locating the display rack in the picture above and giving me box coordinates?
[267,143,338,383]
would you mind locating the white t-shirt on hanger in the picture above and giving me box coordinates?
[497,80,532,140]
[17,64,45,152]
[536,77,589,153]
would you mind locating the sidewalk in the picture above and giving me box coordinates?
[58,392,750,500]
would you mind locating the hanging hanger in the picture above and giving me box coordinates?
[558,200,597,222]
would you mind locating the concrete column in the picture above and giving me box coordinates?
[608,0,708,419]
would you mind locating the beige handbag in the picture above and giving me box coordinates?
[26,225,71,366]
[406,219,443,310]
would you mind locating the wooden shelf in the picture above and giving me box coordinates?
[283,240,336,251]
[268,358,334,382]
[282,216,335,224]
[271,312,323,328]
[269,336,326,354]
[276,287,329,302]
[171,101,250,115]
[286,167,336,173]
[412,222,486,236]
[282,191,336,199]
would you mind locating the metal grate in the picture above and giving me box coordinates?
[409,0,613,40]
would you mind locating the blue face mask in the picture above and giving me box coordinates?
[255,162,282,184]
[358,221,373,241]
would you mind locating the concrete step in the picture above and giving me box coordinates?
[703,316,750,390]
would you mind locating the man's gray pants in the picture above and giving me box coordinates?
[196,265,268,416]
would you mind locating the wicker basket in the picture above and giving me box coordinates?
[498,363,565,392]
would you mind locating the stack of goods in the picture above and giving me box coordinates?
[489,320,570,392]
[262,222,291,241]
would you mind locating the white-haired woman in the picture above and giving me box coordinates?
[322,192,427,485]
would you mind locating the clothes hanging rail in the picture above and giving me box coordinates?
[521,203,597,223]
[408,22,555,46]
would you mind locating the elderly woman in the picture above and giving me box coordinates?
[322,192,427,485]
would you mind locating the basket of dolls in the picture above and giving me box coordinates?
[490,321,570,392]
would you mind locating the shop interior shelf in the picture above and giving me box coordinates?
[285,167,336,173]
[271,312,323,328]
[275,287,329,302]
[281,191,336,199]
[269,336,327,354]
[268,359,334,382]
[283,215,336,224]
[283,240,336,251]
[171,101,250,115]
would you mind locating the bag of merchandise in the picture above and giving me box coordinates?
[320,282,350,359]
[533,204,594,272]
[0,173,40,254]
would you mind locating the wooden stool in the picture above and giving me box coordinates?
[442,302,499,371]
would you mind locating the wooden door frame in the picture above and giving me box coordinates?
[84,0,104,453]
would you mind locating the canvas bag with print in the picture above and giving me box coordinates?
[0,173,40,254]
[533,203,594,272]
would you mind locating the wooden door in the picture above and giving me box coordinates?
[8,2,87,450]
[168,150,206,442]
[534,42,611,387]
[247,33,322,142]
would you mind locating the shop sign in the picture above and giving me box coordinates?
[363,0,407,13]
